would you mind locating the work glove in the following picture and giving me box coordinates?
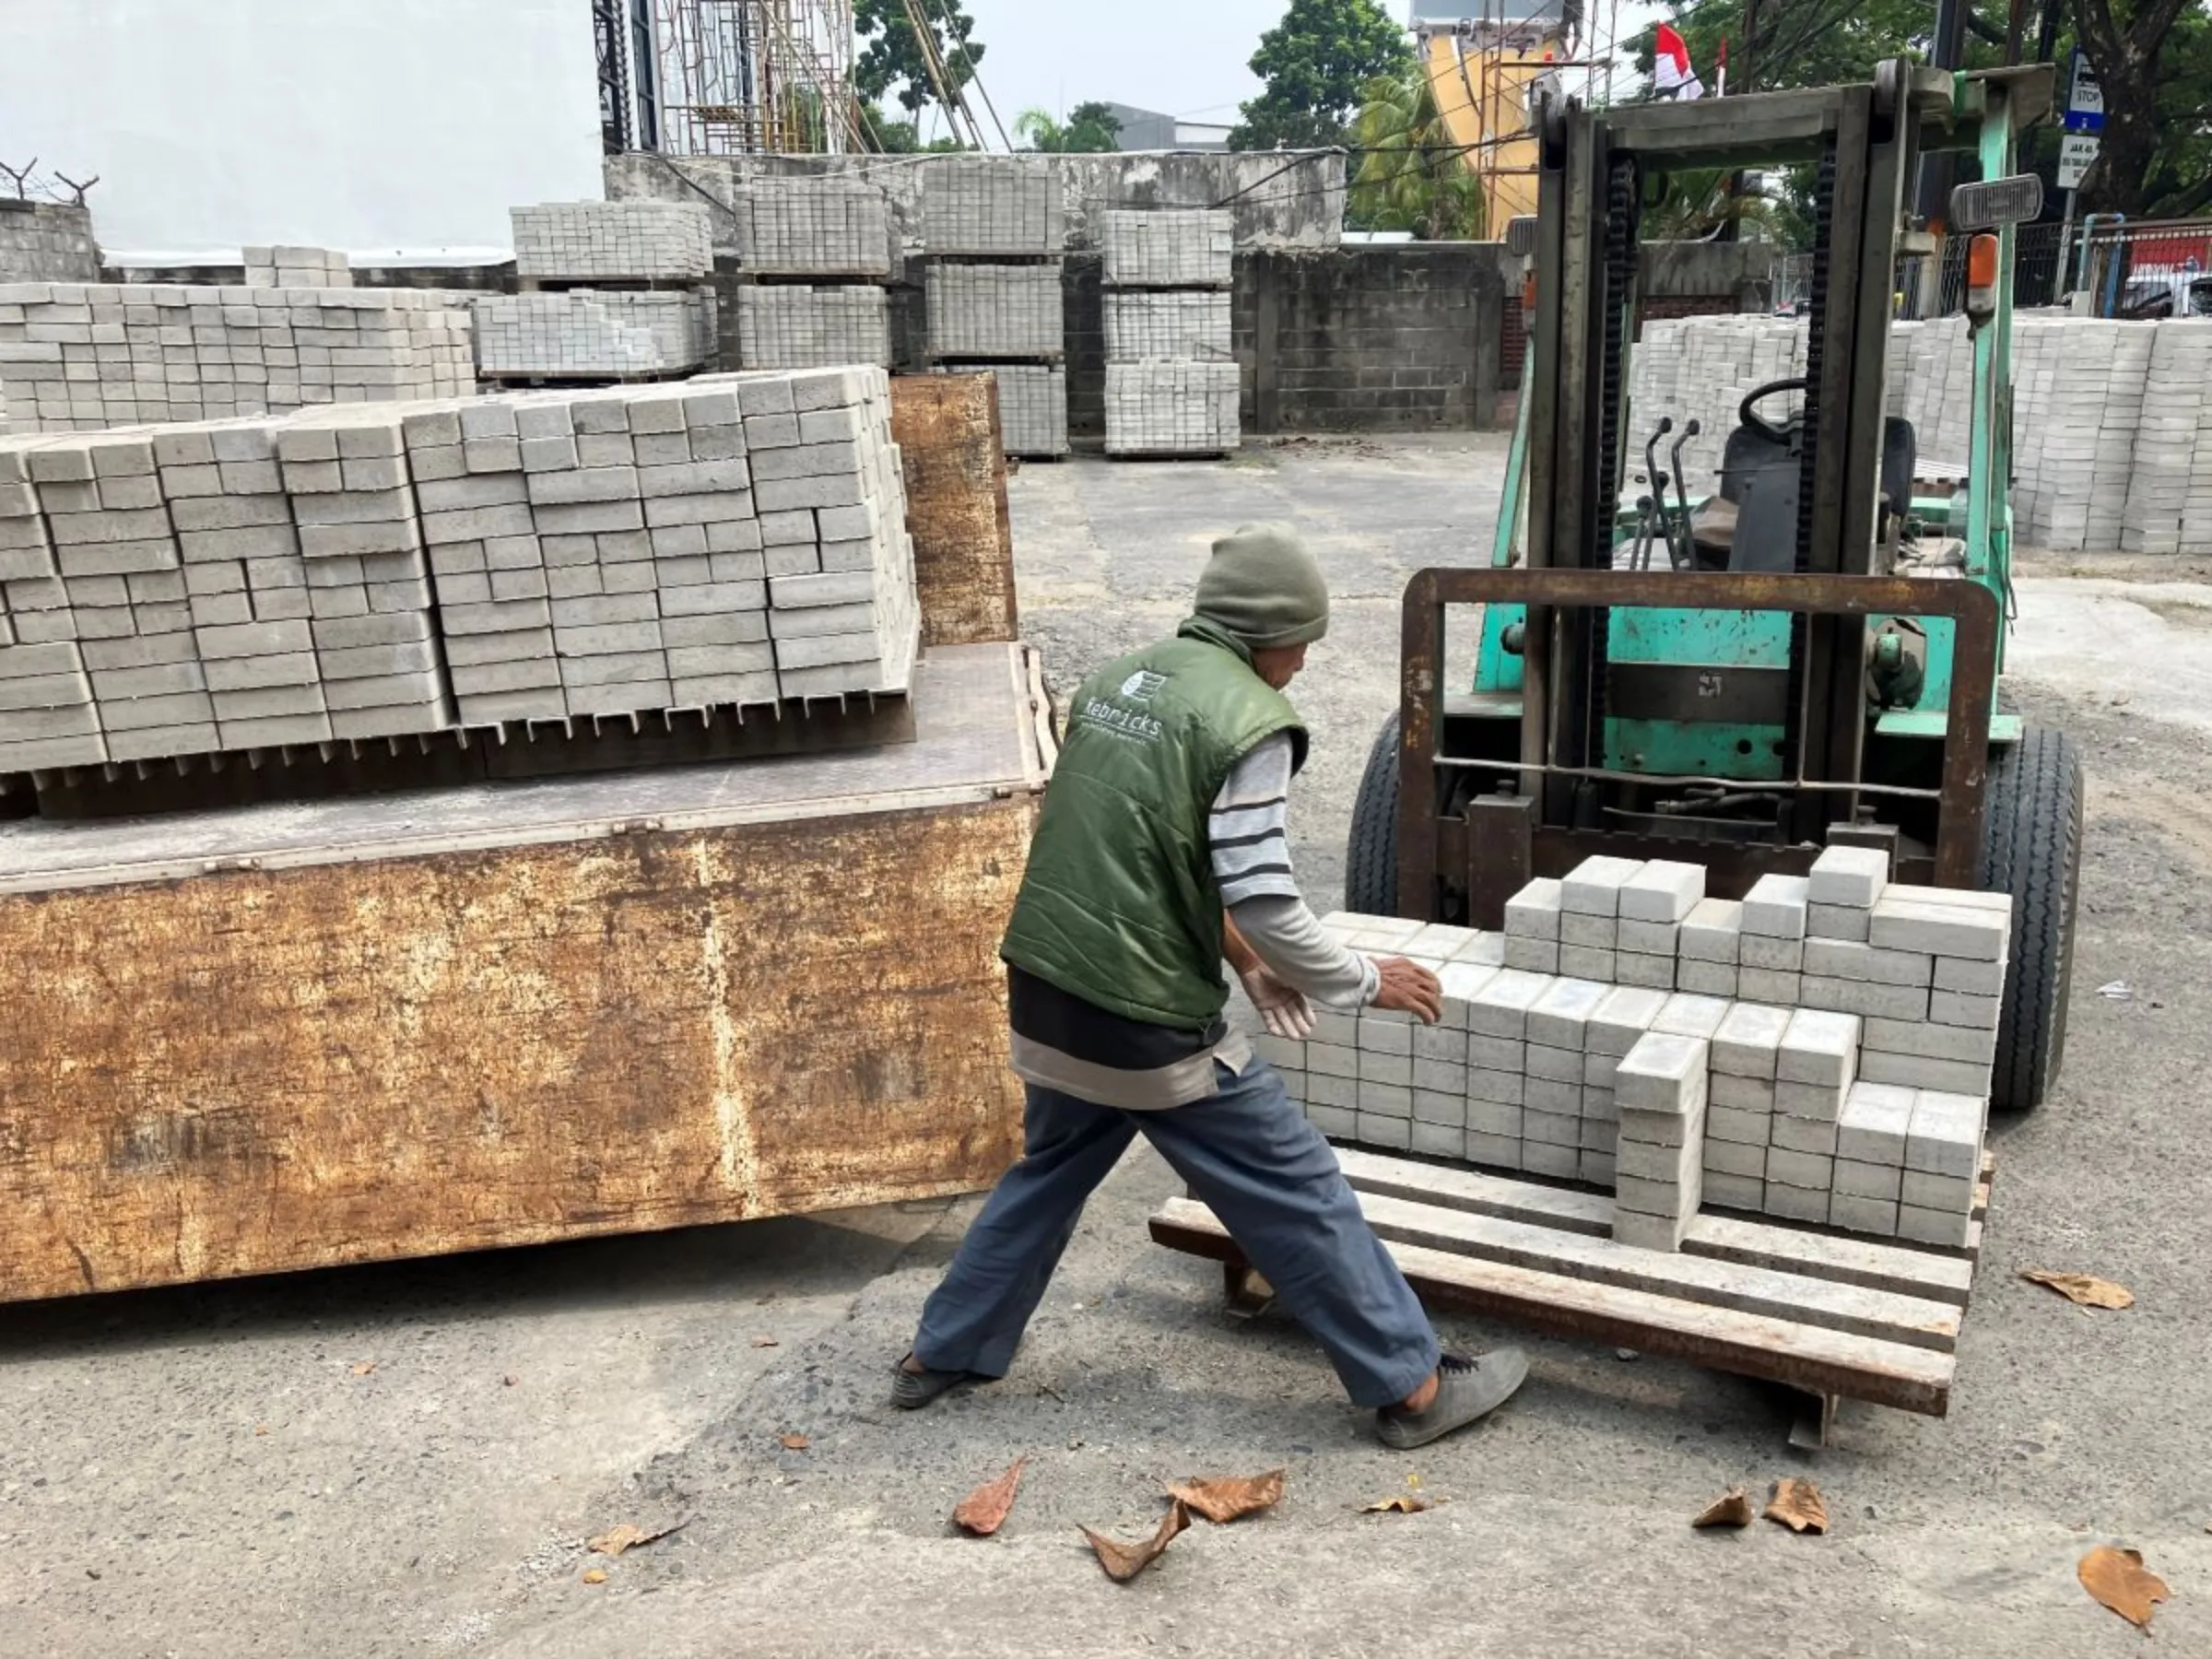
[1239,964,1316,1041]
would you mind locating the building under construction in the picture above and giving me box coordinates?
[598,0,863,157]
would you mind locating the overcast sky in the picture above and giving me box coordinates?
[944,0,1667,144]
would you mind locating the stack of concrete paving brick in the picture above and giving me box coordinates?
[734,286,891,372]
[731,177,897,373]
[487,203,716,384]
[1241,844,2001,1252]
[473,293,715,381]
[1100,209,1238,460]
[157,419,334,750]
[242,246,353,290]
[918,158,1063,259]
[512,203,714,283]
[0,365,917,771]
[2120,321,2212,553]
[0,282,475,435]
[919,168,1067,460]
[274,411,453,739]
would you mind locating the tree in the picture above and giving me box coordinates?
[1230,0,1417,151]
[1347,73,1486,238]
[2073,0,2212,216]
[861,110,966,153]
[854,0,987,118]
[1014,102,1125,153]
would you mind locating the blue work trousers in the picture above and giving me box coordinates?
[912,1057,1440,1408]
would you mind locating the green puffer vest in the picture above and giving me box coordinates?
[1001,618,1308,1029]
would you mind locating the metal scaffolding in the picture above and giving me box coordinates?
[648,0,861,156]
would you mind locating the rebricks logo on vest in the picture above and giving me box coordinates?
[1078,685,1166,742]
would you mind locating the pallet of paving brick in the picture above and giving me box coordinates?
[934,362,1068,459]
[1104,360,1241,458]
[1100,210,1234,290]
[1151,1145,1994,1419]
[922,264,1065,362]
[733,178,897,279]
[919,157,1063,258]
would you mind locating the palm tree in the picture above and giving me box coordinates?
[1013,103,1122,154]
[1347,73,1485,241]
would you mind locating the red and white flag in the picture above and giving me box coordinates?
[1654,23,1707,100]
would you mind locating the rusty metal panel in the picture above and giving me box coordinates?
[0,794,1033,1305]
[890,373,1019,649]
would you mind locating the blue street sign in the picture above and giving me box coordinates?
[2065,48,2105,134]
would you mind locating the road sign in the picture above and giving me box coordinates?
[2059,133,2100,191]
[2065,48,2105,133]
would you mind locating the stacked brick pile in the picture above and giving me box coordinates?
[485,203,717,383]
[1637,312,2212,554]
[921,161,1067,459]
[474,294,713,380]
[0,282,475,435]
[242,246,352,290]
[731,178,894,372]
[0,366,918,774]
[1100,210,1238,459]
[1243,846,2002,1252]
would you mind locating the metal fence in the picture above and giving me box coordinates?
[1772,218,2210,321]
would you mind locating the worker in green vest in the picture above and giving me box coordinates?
[894,524,1528,1448]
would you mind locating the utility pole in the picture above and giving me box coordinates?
[1912,0,1971,314]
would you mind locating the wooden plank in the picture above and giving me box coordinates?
[1683,1214,1976,1309]
[1352,1190,1960,1352]
[888,373,1019,650]
[0,794,1035,1304]
[1335,1145,1615,1236]
[1337,1144,1977,1309]
[1151,1198,1954,1417]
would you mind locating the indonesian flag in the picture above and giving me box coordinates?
[1654,23,1706,100]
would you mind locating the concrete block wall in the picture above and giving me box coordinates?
[1231,247,1503,434]
[919,158,1062,256]
[512,202,714,282]
[1241,847,1998,1251]
[1100,210,1233,289]
[924,265,1065,360]
[735,286,892,371]
[1104,291,1231,363]
[243,246,352,290]
[0,203,100,284]
[0,367,917,771]
[472,291,714,380]
[1103,360,1239,456]
[735,178,895,277]
[0,282,475,435]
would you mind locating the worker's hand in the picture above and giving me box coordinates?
[1369,957,1444,1025]
[1239,965,1316,1041]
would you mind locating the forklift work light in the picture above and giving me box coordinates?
[1950,174,2044,231]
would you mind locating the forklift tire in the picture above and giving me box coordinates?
[1345,712,1401,918]
[1978,727,2084,1114]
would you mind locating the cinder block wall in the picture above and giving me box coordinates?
[1232,247,1505,434]
[0,203,100,283]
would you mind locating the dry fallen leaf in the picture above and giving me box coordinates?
[254,1425,268,1437]
[1693,1488,1756,1529]
[2021,1270,2136,1310]
[587,1518,688,1558]
[952,1457,1027,1536]
[2078,1546,2171,1630]
[350,1361,377,1377]
[779,1433,810,1452]
[1165,1469,1286,1524]
[502,1375,519,1387]
[580,1568,607,1585]
[752,1337,780,1348]
[1361,1495,1434,1514]
[1080,1500,1190,1583]
[1765,1478,1830,1535]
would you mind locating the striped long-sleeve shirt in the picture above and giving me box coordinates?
[1008,732,1380,1110]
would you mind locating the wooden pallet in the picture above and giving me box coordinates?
[1149,1145,1996,1424]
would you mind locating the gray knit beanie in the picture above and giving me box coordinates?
[1193,523,1330,650]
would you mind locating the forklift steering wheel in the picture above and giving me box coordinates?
[1739,377,1811,447]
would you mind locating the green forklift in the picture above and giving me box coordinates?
[1345,60,2081,1112]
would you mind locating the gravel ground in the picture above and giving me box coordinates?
[2,436,2206,1658]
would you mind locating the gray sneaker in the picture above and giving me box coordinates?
[1374,1349,1529,1450]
